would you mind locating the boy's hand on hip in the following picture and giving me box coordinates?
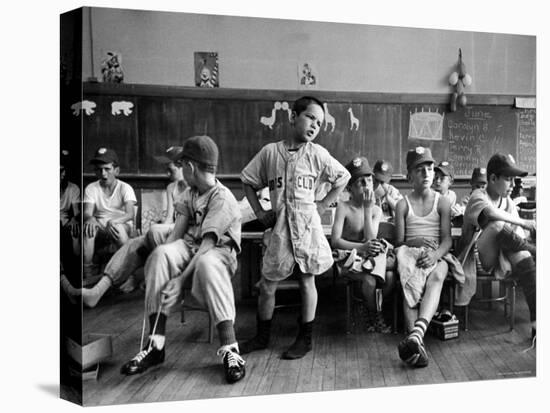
[256,209,276,229]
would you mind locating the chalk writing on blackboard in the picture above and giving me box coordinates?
[446,107,514,177]
[517,109,536,173]
[408,109,444,141]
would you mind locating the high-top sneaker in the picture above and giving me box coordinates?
[217,344,246,384]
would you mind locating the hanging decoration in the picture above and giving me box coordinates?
[448,48,472,112]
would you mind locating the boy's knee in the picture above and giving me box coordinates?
[259,278,278,296]
[363,275,377,289]
[429,262,448,283]
[485,220,505,233]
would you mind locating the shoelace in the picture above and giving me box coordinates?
[131,347,153,363]
[217,348,245,367]
[521,335,536,353]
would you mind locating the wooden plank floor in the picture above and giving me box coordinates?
[81,277,536,406]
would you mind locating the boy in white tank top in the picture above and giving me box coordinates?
[394,147,455,368]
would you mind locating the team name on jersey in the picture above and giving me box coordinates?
[268,175,315,191]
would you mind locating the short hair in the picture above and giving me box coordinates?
[292,96,325,116]
[182,156,216,174]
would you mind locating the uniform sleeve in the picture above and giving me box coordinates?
[318,150,350,187]
[175,188,192,217]
[240,145,269,190]
[464,189,490,228]
[201,190,241,241]
[120,182,137,204]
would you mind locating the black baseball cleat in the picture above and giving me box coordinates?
[120,343,165,376]
[217,345,246,384]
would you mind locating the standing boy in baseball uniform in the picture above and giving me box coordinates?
[82,148,137,282]
[240,96,350,359]
[72,146,187,308]
[120,135,246,384]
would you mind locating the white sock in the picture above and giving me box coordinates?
[82,276,112,308]
[149,334,166,350]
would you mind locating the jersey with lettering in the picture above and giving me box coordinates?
[175,180,241,254]
[241,141,350,280]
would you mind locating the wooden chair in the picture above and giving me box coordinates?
[338,221,400,334]
[453,239,517,331]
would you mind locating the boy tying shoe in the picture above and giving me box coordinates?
[240,96,350,359]
[372,159,402,222]
[394,147,464,367]
[82,148,137,283]
[458,154,536,338]
[120,135,246,384]
[331,156,394,332]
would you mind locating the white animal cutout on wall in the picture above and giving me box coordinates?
[323,103,335,132]
[111,101,134,116]
[281,101,292,121]
[260,101,282,129]
[348,107,359,131]
[71,100,96,116]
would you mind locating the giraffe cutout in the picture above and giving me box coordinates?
[281,101,292,121]
[348,107,359,131]
[260,101,282,129]
[323,103,336,132]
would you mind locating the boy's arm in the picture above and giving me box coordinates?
[161,233,217,309]
[163,188,175,225]
[435,196,453,259]
[164,214,189,244]
[479,204,535,233]
[244,183,275,228]
[362,191,380,241]
[317,181,346,215]
[394,198,407,247]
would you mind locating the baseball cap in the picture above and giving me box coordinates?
[90,147,118,165]
[345,156,373,185]
[471,167,488,184]
[153,146,184,164]
[486,153,527,178]
[406,146,435,171]
[373,160,393,183]
[176,135,219,168]
[435,161,453,179]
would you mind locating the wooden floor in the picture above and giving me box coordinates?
[80,277,536,406]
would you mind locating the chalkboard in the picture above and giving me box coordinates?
[517,109,536,173]
[404,105,534,177]
[80,84,535,178]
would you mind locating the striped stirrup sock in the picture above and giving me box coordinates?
[409,318,428,343]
